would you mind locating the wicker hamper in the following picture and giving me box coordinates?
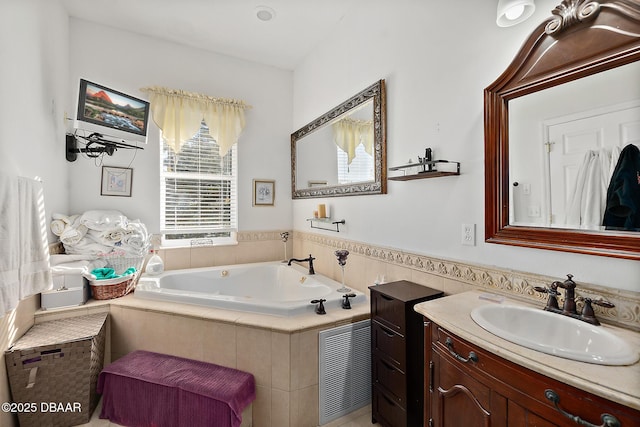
[4,312,108,427]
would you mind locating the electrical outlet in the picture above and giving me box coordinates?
[462,223,476,246]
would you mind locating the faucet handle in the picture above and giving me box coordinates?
[578,296,615,309]
[577,297,615,325]
[341,293,356,309]
[534,286,559,296]
[311,299,326,315]
[534,286,560,310]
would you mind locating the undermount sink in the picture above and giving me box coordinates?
[470,304,639,366]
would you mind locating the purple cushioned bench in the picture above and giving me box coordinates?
[97,350,255,427]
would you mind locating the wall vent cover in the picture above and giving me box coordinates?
[318,319,371,425]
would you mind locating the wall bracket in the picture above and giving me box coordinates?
[66,133,143,162]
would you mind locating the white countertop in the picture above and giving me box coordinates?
[414,290,640,411]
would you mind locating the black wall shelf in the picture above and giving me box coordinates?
[388,160,460,181]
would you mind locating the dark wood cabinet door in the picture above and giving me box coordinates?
[432,350,507,427]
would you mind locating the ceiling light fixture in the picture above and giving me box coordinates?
[496,0,535,27]
[255,6,276,22]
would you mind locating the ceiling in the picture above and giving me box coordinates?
[61,0,357,70]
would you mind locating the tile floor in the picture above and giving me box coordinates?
[81,398,379,427]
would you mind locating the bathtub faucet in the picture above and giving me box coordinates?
[287,254,315,275]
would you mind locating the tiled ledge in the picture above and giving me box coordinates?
[294,230,640,331]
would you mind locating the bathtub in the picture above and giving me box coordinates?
[134,261,366,316]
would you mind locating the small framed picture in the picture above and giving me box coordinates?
[101,166,133,197]
[253,179,275,206]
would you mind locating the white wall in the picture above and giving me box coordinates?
[291,0,640,291]
[67,19,293,234]
[0,0,70,240]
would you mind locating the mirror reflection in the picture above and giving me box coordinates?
[291,80,386,199]
[509,61,640,231]
[296,101,374,188]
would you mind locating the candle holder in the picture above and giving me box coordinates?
[280,232,290,262]
[334,249,351,292]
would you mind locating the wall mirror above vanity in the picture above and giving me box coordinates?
[291,79,387,199]
[485,0,640,260]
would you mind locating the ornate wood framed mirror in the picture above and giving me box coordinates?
[485,0,640,259]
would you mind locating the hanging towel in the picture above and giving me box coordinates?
[17,177,52,299]
[0,175,52,315]
[565,149,611,229]
[603,144,640,230]
[0,174,20,315]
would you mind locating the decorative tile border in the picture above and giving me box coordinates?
[237,230,292,242]
[295,231,640,331]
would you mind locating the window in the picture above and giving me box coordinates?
[160,121,237,246]
[336,144,375,184]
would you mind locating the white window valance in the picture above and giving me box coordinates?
[332,118,374,165]
[140,86,250,156]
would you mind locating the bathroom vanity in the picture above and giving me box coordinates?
[415,291,640,427]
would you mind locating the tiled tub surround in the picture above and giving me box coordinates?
[293,231,640,332]
[34,295,370,427]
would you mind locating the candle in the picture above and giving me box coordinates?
[318,204,326,218]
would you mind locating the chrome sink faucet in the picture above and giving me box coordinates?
[287,254,315,275]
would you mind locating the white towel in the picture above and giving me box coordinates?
[79,210,127,231]
[0,174,20,315]
[62,238,113,256]
[50,254,96,266]
[50,260,91,276]
[17,177,52,299]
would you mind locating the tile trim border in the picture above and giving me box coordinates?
[294,230,640,331]
[237,230,292,242]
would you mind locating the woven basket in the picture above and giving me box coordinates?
[90,254,145,300]
[99,253,146,275]
[89,273,137,300]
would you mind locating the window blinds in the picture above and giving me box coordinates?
[161,122,237,236]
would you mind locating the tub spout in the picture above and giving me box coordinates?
[287,254,316,275]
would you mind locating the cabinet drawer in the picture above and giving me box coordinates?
[372,354,407,405]
[372,320,406,371]
[373,385,407,427]
[371,291,406,334]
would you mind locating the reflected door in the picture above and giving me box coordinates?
[546,103,640,229]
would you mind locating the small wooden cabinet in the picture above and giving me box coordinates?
[425,321,640,427]
[370,281,443,427]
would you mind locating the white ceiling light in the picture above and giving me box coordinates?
[496,0,535,27]
[255,5,276,22]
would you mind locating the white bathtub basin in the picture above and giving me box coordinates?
[470,304,639,366]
